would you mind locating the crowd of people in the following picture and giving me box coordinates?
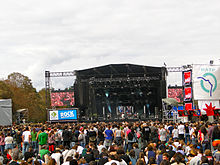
[0,120,219,165]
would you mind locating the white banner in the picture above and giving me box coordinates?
[192,64,220,100]
[198,100,220,115]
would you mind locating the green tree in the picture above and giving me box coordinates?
[5,72,46,122]
[0,80,12,99]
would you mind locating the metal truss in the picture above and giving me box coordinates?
[167,65,192,72]
[47,71,76,77]
[45,71,76,108]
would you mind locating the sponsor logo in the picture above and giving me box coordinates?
[197,73,217,97]
[60,111,75,119]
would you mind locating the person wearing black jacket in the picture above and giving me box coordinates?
[15,130,22,151]
[62,126,71,148]
[98,152,108,165]
[142,123,151,148]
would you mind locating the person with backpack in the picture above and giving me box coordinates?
[127,128,137,152]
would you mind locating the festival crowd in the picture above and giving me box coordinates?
[0,121,219,165]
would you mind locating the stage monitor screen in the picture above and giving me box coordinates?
[49,109,77,121]
[50,91,75,107]
[168,87,183,103]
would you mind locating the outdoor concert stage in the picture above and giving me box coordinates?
[74,64,167,121]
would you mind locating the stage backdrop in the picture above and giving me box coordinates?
[192,64,220,100]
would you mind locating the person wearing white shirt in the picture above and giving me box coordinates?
[5,133,13,150]
[172,126,179,139]
[22,127,31,155]
[104,155,120,165]
[51,150,63,165]
[177,122,185,140]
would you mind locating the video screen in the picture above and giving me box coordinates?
[168,88,183,103]
[50,91,75,107]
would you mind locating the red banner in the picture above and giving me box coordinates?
[184,87,192,101]
[183,71,192,85]
[185,102,193,110]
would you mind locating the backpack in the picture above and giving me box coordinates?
[136,132,141,139]
[128,132,134,141]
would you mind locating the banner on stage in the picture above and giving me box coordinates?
[192,64,220,100]
[49,109,77,121]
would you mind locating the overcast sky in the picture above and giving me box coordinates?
[0,0,220,90]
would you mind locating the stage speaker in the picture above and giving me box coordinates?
[155,107,158,118]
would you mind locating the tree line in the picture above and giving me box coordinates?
[0,72,47,122]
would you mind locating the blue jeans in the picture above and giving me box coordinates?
[128,142,134,152]
[23,142,30,155]
[5,144,13,150]
[0,145,4,154]
[80,141,85,148]
[185,133,190,144]
[191,138,196,145]
[32,141,38,153]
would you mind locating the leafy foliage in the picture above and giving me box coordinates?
[0,72,47,122]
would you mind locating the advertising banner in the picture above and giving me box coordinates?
[183,70,192,85]
[49,109,77,121]
[192,65,220,100]
[184,87,192,101]
[185,102,193,110]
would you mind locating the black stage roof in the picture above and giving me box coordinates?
[75,64,166,79]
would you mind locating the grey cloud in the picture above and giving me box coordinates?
[0,0,220,90]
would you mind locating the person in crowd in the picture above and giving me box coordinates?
[5,133,13,150]
[127,128,137,152]
[142,123,151,147]
[48,130,55,152]
[88,126,97,145]
[212,125,220,148]
[62,126,71,148]
[0,131,5,155]
[178,122,185,141]
[114,125,123,146]
[104,125,113,149]
[38,128,48,153]
[51,149,63,165]
[198,126,209,153]
[213,144,220,164]
[128,149,136,165]
[31,128,38,154]
[22,127,31,155]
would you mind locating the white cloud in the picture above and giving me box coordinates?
[0,0,220,90]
